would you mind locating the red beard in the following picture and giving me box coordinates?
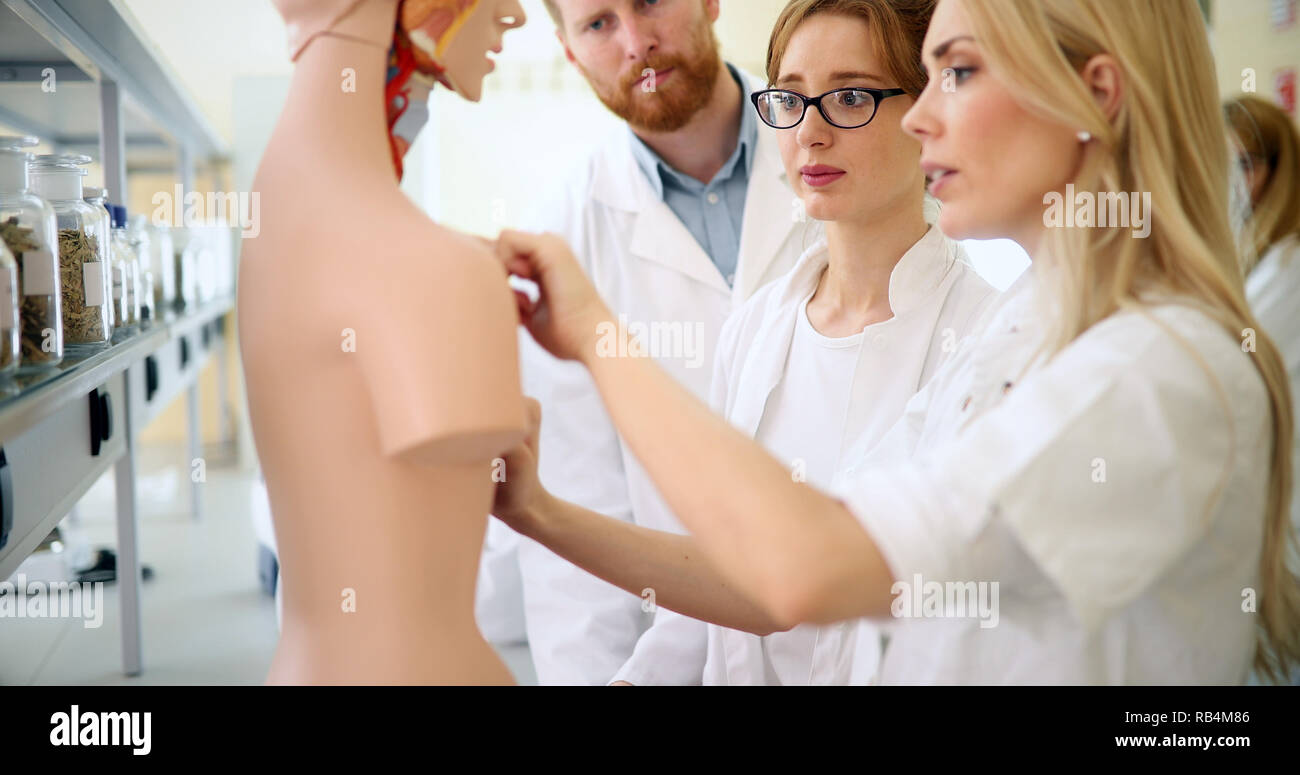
[582,23,724,134]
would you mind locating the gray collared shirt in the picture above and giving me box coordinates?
[628,63,757,287]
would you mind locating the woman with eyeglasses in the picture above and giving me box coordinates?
[494,0,1300,685]
[496,0,995,686]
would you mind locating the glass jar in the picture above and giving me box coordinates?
[0,240,19,376]
[197,243,215,305]
[147,221,174,315]
[173,227,199,313]
[139,268,155,325]
[83,186,116,339]
[126,214,150,318]
[29,156,112,355]
[0,137,62,370]
[110,205,141,335]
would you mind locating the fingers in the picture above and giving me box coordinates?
[504,256,534,279]
[495,229,541,274]
[497,232,548,324]
[496,229,568,278]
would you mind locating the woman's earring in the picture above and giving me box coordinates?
[1077,130,1092,143]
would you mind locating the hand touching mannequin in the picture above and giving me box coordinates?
[494,0,1300,684]
[240,0,528,684]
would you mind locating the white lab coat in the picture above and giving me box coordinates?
[1245,234,1300,538]
[1244,233,1300,686]
[831,268,1272,683]
[479,69,817,684]
[610,227,997,685]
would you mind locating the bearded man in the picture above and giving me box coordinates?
[475,0,808,685]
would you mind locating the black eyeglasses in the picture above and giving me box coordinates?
[751,87,907,130]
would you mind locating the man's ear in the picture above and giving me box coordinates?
[1080,53,1124,122]
[555,28,577,64]
[706,0,721,23]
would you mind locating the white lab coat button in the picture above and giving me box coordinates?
[872,333,886,348]
[726,272,735,285]
[707,192,720,205]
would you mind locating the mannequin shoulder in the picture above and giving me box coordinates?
[351,218,514,317]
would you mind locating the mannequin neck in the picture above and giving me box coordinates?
[281,0,401,185]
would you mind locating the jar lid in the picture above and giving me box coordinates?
[29,162,86,178]
[31,153,93,170]
[84,185,107,199]
[0,136,40,152]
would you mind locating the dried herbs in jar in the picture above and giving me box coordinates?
[1,215,61,367]
[58,227,109,346]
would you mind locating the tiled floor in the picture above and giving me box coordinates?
[0,442,536,686]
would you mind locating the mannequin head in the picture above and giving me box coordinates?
[272,0,527,177]
[272,0,526,102]
[402,0,528,101]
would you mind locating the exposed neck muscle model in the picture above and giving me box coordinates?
[239,0,527,684]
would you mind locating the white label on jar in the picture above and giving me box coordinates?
[112,264,124,299]
[82,261,107,306]
[22,249,56,296]
[0,270,13,324]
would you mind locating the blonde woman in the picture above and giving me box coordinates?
[494,0,1299,684]
[1226,94,1300,684]
[1226,95,1300,274]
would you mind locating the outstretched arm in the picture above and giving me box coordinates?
[496,231,897,629]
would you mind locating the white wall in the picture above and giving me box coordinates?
[123,0,293,145]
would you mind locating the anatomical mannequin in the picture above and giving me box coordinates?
[239,0,528,684]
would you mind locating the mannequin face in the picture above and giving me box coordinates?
[435,0,527,101]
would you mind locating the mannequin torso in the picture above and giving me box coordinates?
[239,2,526,684]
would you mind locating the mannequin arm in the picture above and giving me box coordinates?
[359,231,527,464]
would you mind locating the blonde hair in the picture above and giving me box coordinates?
[1225,94,1300,267]
[961,0,1298,680]
[765,0,935,96]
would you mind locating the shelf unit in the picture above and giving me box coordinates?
[0,0,234,677]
